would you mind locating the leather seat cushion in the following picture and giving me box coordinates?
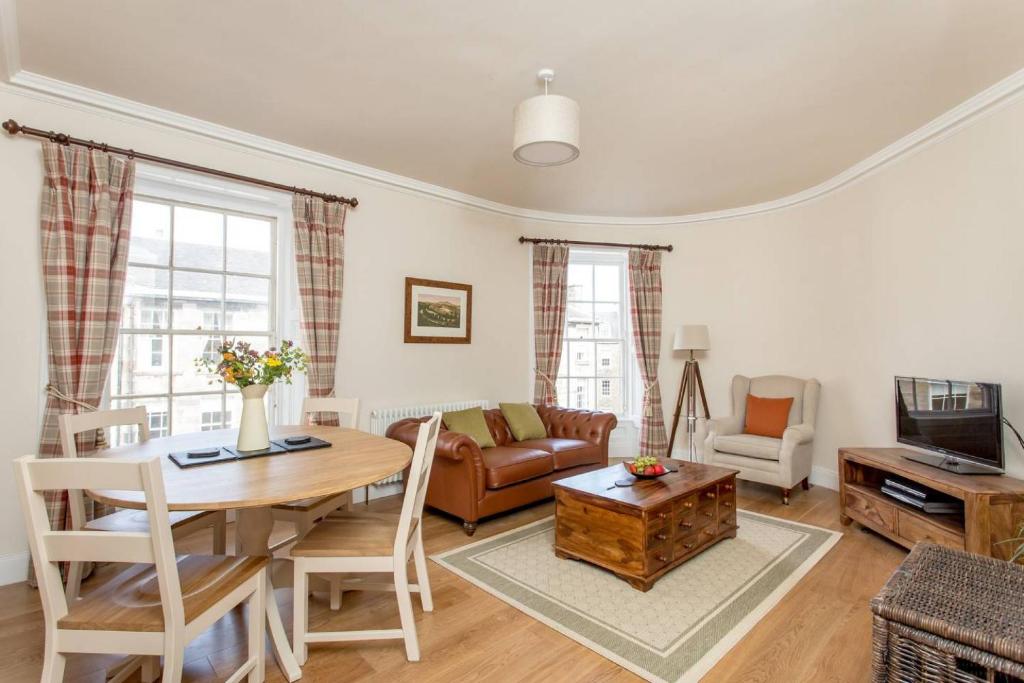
[513,438,601,470]
[714,434,782,461]
[481,446,554,489]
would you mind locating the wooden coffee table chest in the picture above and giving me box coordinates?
[553,460,739,591]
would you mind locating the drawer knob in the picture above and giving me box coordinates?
[656,554,668,562]
[658,512,668,520]
[683,543,695,550]
[705,492,717,499]
[679,521,693,529]
[703,511,713,518]
[703,529,714,536]
[723,484,734,491]
[723,501,733,508]
[683,501,693,509]
[656,533,668,541]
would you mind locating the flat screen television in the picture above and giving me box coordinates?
[895,376,1004,474]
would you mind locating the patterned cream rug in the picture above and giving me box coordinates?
[432,510,841,683]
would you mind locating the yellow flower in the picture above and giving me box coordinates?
[266,357,283,367]
[223,352,235,361]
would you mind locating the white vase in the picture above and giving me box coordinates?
[237,384,270,452]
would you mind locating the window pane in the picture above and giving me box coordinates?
[225,393,243,429]
[109,397,170,445]
[555,378,568,408]
[594,303,622,338]
[122,267,169,329]
[110,333,169,397]
[226,275,270,331]
[569,378,594,411]
[172,335,221,392]
[567,264,593,301]
[568,341,595,377]
[129,201,171,266]
[172,394,225,436]
[557,342,568,378]
[565,303,594,339]
[596,341,622,377]
[227,215,272,275]
[594,264,620,302]
[173,271,223,331]
[596,378,623,413]
[174,206,223,270]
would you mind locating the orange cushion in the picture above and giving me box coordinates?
[743,394,793,438]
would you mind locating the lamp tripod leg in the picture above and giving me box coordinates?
[667,362,692,459]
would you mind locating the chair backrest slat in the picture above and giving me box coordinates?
[43,531,155,564]
[395,412,441,556]
[59,406,150,458]
[28,458,145,492]
[301,397,359,429]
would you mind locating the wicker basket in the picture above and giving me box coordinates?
[871,543,1024,683]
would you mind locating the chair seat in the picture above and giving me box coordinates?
[272,492,348,513]
[84,509,218,534]
[512,438,601,470]
[291,511,398,558]
[714,433,782,461]
[58,554,267,633]
[481,446,553,489]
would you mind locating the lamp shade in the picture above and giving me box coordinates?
[673,324,710,351]
[513,94,580,166]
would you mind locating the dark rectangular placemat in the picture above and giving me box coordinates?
[225,442,289,459]
[272,435,333,453]
[169,447,236,469]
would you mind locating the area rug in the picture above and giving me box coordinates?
[431,510,841,683]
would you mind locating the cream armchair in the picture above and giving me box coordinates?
[698,375,820,504]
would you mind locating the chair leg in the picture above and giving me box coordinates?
[462,521,477,536]
[141,656,160,683]
[394,564,420,662]
[413,533,433,612]
[212,511,228,555]
[782,488,791,505]
[801,477,810,491]
[41,637,66,683]
[293,560,309,665]
[161,643,184,683]
[248,574,266,682]
[65,560,83,603]
[329,575,343,611]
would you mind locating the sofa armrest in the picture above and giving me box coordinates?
[386,418,486,501]
[782,423,815,446]
[535,405,618,449]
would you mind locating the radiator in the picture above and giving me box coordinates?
[368,399,488,485]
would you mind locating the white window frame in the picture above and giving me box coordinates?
[556,248,637,418]
[105,164,303,433]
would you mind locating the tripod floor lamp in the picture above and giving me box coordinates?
[667,325,710,460]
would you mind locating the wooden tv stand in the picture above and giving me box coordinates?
[839,447,1024,559]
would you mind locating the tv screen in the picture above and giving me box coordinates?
[895,376,1003,469]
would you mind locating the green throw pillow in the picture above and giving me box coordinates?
[442,407,496,448]
[499,402,547,441]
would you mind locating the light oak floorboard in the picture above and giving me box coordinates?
[0,481,904,682]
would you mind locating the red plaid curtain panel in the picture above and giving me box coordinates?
[34,142,135,581]
[628,248,668,457]
[531,244,569,405]
[293,195,346,426]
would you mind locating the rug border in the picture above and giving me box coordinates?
[431,510,842,683]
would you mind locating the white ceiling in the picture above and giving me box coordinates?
[9,1,1024,217]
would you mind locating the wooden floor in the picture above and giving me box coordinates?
[0,480,906,682]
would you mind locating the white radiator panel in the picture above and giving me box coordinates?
[369,399,488,485]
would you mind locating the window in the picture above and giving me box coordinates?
[555,250,633,414]
[108,196,276,437]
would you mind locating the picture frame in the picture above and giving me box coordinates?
[404,277,473,344]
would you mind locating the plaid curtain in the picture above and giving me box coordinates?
[531,244,569,405]
[628,248,668,456]
[34,142,135,580]
[293,195,346,426]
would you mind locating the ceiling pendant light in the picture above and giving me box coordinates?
[513,68,580,166]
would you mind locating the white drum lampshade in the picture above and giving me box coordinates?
[673,325,710,351]
[513,69,580,166]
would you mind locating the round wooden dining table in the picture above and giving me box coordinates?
[88,424,412,682]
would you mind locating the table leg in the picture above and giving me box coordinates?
[236,507,303,682]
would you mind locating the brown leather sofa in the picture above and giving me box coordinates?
[386,406,617,535]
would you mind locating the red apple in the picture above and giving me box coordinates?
[654,464,666,475]
[644,466,657,476]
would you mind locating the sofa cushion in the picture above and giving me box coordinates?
[743,394,794,438]
[442,407,496,448]
[481,447,554,489]
[499,402,547,441]
[513,438,601,470]
[714,434,782,461]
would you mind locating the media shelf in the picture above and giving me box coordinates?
[839,447,1024,559]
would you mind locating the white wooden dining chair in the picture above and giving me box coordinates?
[59,407,228,602]
[14,453,267,683]
[291,412,441,663]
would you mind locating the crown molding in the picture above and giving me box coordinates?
[0,0,20,80]
[5,65,1024,226]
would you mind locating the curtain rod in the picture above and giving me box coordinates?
[518,236,673,252]
[2,118,358,207]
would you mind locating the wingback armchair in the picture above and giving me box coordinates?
[699,375,820,504]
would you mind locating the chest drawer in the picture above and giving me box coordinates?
[897,510,964,551]
[844,486,896,534]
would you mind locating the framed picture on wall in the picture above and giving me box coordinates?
[404,277,472,344]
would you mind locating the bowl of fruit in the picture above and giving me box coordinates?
[624,455,669,479]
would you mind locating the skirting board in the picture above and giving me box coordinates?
[0,551,28,587]
[810,466,840,491]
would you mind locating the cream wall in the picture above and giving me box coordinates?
[1,82,1022,583]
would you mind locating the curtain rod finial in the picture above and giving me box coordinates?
[2,119,21,135]
[349,197,359,208]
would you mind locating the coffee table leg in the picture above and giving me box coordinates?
[236,507,303,682]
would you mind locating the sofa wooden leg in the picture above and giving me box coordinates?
[462,521,477,536]
[801,477,810,490]
[782,488,791,505]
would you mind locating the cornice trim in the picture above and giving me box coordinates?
[6,66,1024,226]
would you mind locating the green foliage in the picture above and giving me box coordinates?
[195,338,308,388]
